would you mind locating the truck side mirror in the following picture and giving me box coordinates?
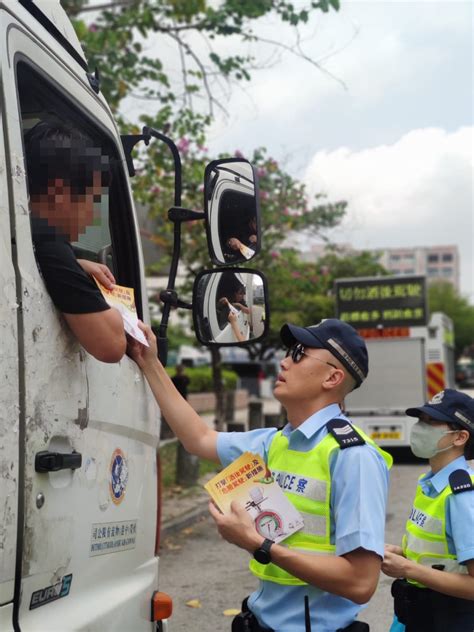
[192,269,269,346]
[203,158,261,265]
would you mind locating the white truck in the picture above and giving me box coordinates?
[0,2,170,630]
[0,2,267,631]
[344,312,456,448]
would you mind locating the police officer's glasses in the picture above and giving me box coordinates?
[286,343,337,369]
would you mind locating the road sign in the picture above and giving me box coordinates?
[335,275,428,329]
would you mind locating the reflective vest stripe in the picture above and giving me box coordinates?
[405,533,447,555]
[280,543,336,556]
[299,512,327,538]
[271,468,327,503]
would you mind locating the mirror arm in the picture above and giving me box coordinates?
[157,220,181,367]
[168,207,205,222]
[157,209,203,364]
[160,289,192,311]
[139,126,183,365]
[120,133,151,177]
[142,126,182,207]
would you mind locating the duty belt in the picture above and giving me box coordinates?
[392,578,474,625]
[231,598,369,632]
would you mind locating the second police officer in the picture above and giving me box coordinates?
[383,388,474,632]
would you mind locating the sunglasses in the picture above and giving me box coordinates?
[285,343,337,369]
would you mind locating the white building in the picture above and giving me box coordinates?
[301,242,460,291]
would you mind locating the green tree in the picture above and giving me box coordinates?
[428,282,474,357]
[65,0,342,120]
[255,248,387,357]
[64,0,348,432]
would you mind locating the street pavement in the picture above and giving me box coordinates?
[158,390,474,630]
[159,462,427,631]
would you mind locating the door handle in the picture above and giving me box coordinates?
[35,450,82,473]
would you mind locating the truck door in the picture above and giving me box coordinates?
[0,92,20,627]
[3,23,160,631]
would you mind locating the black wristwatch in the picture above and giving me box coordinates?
[253,538,274,564]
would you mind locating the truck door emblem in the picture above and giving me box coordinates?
[109,448,129,505]
[29,574,73,610]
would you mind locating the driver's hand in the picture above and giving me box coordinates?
[77,259,115,290]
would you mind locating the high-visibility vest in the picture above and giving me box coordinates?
[249,421,393,585]
[402,471,474,587]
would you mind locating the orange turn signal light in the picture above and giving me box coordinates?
[151,591,173,621]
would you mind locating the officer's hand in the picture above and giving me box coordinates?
[126,322,159,369]
[382,549,410,579]
[385,543,404,556]
[77,259,115,289]
[208,501,263,553]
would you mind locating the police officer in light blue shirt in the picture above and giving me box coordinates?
[209,320,393,632]
[383,389,474,632]
[128,319,392,632]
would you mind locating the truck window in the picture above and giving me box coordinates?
[16,62,143,317]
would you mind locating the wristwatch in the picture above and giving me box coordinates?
[253,538,274,564]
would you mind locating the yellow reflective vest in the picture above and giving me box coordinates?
[249,423,393,585]
[403,472,474,587]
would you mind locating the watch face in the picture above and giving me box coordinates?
[255,510,283,539]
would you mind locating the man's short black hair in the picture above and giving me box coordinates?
[24,119,110,196]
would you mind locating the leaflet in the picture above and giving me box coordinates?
[204,452,304,544]
[94,279,149,347]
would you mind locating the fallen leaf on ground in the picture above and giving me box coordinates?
[223,609,240,616]
[186,599,202,608]
[162,539,181,551]
[182,527,194,535]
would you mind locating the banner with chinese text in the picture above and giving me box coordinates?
[335,275,427,328]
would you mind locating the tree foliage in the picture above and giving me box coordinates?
[65,0,341,122]
[64,0,352,424]
[428,281,474,357]
[254,248,387,358]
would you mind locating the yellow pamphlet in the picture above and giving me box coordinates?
[94,279,149,347]
[205,452,304,544]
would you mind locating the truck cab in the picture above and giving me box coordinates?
[0,2,166,629]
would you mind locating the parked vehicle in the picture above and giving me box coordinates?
[455,358,474,388]
[0,3,268,631]
[344,312,455,448]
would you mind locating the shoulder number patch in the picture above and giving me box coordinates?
[449,469,474,495]
[327,418,365,449]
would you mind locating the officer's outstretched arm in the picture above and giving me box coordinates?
[127,323,219,463]
[383,552,474,600]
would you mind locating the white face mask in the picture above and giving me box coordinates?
[410,421,458,459]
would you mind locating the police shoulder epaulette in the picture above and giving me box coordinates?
[449,469,474,495]
[327,418,366,449]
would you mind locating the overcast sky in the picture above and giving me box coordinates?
[119,1,472,299]
[201,1,473,301]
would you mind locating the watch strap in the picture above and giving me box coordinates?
[253,538,274,564]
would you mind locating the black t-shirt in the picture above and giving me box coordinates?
[33,237,110,315]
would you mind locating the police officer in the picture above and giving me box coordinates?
[383,389,474,632]
[128,319,392,632]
